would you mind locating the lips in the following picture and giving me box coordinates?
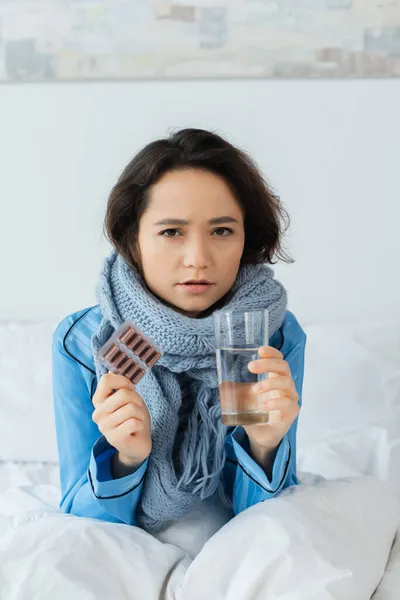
[177,280,214,295]
[181,280,212,285]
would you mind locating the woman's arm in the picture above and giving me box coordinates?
[52,321,148,526]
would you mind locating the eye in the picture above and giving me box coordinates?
[160,229,182,237]
[213,227,233,236]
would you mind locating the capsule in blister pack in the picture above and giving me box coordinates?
[97,321,162,384]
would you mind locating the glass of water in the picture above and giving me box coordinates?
[213,309,270,426]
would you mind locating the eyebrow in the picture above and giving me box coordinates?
[153,216,240,226]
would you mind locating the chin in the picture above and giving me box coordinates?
[175,298,214,316]
[180,300,211,313]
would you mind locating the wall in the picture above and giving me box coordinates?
[1,79,399,325]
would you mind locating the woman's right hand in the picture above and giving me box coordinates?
[92,372,152,468]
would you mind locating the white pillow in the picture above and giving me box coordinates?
[0,322,58,462]
[298,319,400,492]
[178,476,398,600]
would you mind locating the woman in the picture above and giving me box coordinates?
[52,128,306,534]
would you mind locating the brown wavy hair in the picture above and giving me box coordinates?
[104,128,293,269]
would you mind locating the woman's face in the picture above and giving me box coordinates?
[136,168,245,317]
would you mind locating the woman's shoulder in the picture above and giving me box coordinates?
[283,311,306,341]
[273,311,306,355]
[52,305,102,374]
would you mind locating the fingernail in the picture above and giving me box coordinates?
[248,361,256,369]
[253,382,263,393]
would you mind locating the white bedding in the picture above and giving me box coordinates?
[0,469,398,600]
[0,318,399,599]
[372,533,400,600]
[0,460,59,494]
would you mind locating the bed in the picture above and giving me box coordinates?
[0,317,399,599]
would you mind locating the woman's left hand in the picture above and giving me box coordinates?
[244,346,299,454]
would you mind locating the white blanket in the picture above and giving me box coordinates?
[371,531,400,600]
[0,474,397,600]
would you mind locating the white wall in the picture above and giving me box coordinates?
[1,79,399,325]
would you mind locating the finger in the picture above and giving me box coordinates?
[92,391,144,425]
[94,372,134,405]
[94,394,129,419]
[252,376,297,395]
[105,403,145,430]
[258,346,283,360]
[93,393,128,421]
[261,395,299,414]
[100,388,144,415]
[248,357,291,377]
[114,418,143,438]
[266,409,284,426]
[268,371,280,380]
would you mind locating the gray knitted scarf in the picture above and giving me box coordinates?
[92,251,287,533]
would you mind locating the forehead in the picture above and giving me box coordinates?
[145,169,242,216]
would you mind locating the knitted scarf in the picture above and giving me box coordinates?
[92,251,287,533]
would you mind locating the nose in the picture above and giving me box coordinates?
[182,234,211,270]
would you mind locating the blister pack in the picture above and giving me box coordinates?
[97,321,162,384]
